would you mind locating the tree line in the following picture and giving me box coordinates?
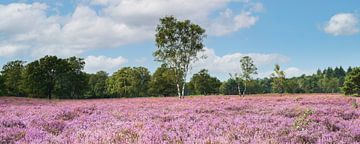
[0,56,358,99]
[0,16,358,98]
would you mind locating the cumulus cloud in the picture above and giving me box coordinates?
[209,9,259,36]
[324,13,359,36]
[0,3,150,57]
[84,55,128,73]
[0,1,263,57]
[193,48,289,73]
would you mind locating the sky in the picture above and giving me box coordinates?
[0,0,359,81]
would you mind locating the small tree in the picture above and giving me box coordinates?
[240,56,257,95]
[271,64,286,94]
[342,67,360,96]
[154,16,206,98]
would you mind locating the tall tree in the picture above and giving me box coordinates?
[154,16,206,98]
[240,56,257,95]
[188,69,221,95]
[271,64,286,94]
[1,60,26,96]
[342,67,360,96]
[148,64,178,97]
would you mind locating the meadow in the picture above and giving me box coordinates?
[0,94,359,144]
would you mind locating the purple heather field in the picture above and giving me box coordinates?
[0,94,359,144]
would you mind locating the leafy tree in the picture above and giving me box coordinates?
[342,67,360,96]
[154,16,206,98]
[188,69,221,95]
[55,57,88,99]
[107,67,151,98]
[24,56,68,99]
[148,64,178,97]
[1,60,26,96]
[271,64,286,94]
[240,56,257,95]
[220,78,242,95]
[87,71,109,98]
[23,56,87,99]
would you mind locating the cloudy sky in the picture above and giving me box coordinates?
[0,0,359,80]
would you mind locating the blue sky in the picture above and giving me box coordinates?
[0,0,359,80]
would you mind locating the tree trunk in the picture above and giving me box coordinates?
[242,82,247,96]
[176,83,181,98]
[181,82,185,99]
[237,83,241,96]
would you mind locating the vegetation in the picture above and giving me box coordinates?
[271,64,286,94]
[188,69,221,95]
[342,67,360,96]
[0,16,358,99]
[106,67,151,98]
[154,16,206,98]
[239,56,257,95]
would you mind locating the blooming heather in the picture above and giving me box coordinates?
[0,94,359,143]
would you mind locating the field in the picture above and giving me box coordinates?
[0,94,359,144]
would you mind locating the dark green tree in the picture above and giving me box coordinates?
[154,16,206,98]
[23,56,87,99]
[1,60,26,96]
[342,67,360,96]
[148,64,178,97]
[188,69,221,95]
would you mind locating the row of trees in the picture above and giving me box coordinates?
[0,55,358,99]
[0,16,358,98]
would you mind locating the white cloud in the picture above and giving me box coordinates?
[324,13,359,36]
[84,55,128,73]
[0,44,29,57]
[193,48,289,74]
[209,9,259,36]
[284,67,305,78]
[0,1,263,57]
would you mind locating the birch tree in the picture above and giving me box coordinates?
[240,56,257,95]
[154,16,206,98]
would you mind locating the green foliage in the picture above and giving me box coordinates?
[239,56,257,95]
[148,64,178,97]
[86,71,109,98]
[1,60,26,96]
[342,67,360,96]
[271,64,286,94]
[23,56,87,99]
[220,78,243,95]
[188,69,221,95]
[107,67,151,98]
[154,16,206,98]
